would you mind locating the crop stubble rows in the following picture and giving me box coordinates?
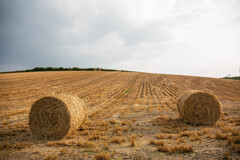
[1,71,239,119]
[0,71,240,159]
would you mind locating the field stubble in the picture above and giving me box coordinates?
[0,71,240,159]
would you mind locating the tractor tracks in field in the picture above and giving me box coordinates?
[0,71,181,119]
[89,73,181,120]
[89,73,141,119]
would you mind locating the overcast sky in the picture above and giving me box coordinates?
[0,0,240,77]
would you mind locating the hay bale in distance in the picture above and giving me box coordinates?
[177,90,221,126]
[29,94,87,140]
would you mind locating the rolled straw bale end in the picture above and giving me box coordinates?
[177,90,222,126]
[29,94,87,140]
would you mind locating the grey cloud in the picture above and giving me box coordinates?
[120,21,170,46]
[1,0,168,69]
[0,0,239,77]
[0,0,66,65]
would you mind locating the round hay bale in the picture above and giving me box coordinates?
[177,90,221,125]
[29,94,87,140]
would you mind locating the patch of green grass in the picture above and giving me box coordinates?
[125,75,139,93]
[223,76,240,80]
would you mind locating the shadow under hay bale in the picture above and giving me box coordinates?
[29,94,87,140]
[177,90,221,126]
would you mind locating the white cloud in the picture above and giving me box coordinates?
[0,0,239,77]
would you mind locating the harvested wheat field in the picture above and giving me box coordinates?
[0,71,240,160]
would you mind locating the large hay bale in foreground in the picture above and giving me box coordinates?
[177,90,221,125]
[29,94,87,140]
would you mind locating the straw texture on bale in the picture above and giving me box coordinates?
[177,90,221,126]
[29,94,87,140]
